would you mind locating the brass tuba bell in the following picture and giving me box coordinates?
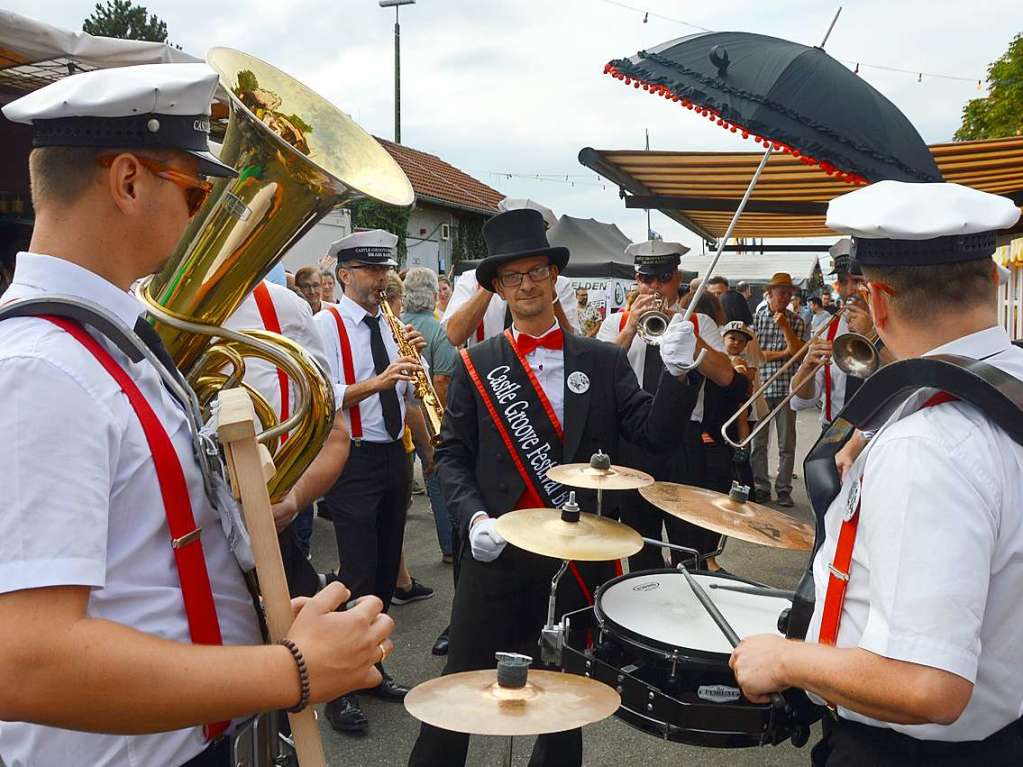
[140,48,414,499]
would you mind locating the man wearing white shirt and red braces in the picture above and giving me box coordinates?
[730,181,1023,765]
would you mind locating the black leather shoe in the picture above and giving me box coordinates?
[362,664,409,702]
[324,694,368,734]
[432,627,450,656]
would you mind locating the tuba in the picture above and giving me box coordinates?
[140,48,415,499]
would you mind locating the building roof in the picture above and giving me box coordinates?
[580,137,1023,241]
[376,137,503,216]
[682,252,822,287]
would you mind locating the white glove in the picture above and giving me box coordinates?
[659,315,698,376]
[469,515,506,562]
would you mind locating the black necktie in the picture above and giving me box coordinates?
[134,316,179,374]
[641,342,663,393]
[363,314,403,440]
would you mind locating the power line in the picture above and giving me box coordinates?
[597,0,985,88]
[487,171,610,189]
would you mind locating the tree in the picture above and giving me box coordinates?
[349,199,411,266]
[82,0,169,43]
[955,33,1023,141]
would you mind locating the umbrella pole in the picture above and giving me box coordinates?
[682,144,774,338]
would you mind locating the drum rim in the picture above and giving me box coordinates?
[594,568,771,661]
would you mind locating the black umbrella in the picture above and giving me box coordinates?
[605,31,942,185]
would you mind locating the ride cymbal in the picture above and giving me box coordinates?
[639,482,813,551]
[404,669,620,736]
[495,508,643,561]
[546,463,654,491]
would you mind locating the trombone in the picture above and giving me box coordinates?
[720,305,880,449]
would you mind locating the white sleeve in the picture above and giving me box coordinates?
[313,310,348,407]
[280,290,330,375]
[556,277,580,334]
[441,272,476,329]
[596,313,621,343]
[790,365,825,412]
[695,313,725,352]
[857,430,998,682]
[0,355,115,593]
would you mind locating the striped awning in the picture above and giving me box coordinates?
[580,137,1023,241]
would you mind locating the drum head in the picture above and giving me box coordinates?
[596,570,788,656]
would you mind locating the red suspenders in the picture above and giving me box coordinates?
[818,391,960,646]
[823,315,841,422]
[251,282,290,443]
[43,316,229,740]
[325,305,363,439]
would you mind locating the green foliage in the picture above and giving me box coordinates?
[955,33,1023,140]
[349,199,411,265]
[83,0,170,43]
[451,214,488,266]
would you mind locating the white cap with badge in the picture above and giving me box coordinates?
[625,240,691,275]
[329,229,399,266]
[2,62,236,178]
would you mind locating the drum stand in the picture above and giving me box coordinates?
[540,559,570,666]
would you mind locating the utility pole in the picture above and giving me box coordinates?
[380,0,415,144]
[645,128,652,240]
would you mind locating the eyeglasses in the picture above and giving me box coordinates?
[346,264,395,274]
[497,264,551,288]
[635,270,676,285]
[98,154,213,217]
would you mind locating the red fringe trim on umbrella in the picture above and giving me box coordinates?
[603,63,870,185]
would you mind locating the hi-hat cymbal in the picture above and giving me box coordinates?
[546,463,654,491]
[639,482,814,551]
[405,670,620,736]
[495,508,643,561]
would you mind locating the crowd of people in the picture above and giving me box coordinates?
[3,61,1023,767]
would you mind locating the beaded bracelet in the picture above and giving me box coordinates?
[278,638,310,713]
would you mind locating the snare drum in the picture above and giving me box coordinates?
[561,569,814,747]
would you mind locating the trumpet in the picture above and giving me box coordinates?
[378,290,445,445]
[721,307,880,449]
[636,294,672,345]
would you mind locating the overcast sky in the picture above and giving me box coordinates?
[8,0,1018,252]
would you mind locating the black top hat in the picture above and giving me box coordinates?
[476,209,570,290]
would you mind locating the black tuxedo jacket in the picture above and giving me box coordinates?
[437,332,697,536]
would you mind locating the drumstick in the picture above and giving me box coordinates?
[708,583,795,600]
[680,567,786,710]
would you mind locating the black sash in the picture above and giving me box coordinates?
[460,331,571,508]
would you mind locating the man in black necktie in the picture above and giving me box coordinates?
[313,230,435,735]
[408,211,700,767]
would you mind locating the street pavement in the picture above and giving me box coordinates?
[311,407,827,766]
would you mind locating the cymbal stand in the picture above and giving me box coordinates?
[539,494,579,665]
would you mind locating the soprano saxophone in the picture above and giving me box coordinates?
[379,290,445,445]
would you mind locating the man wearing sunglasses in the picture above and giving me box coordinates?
[409,209,701,767]
[730,181,1023,765]
[0,64,395,767]
[596,241,743,571]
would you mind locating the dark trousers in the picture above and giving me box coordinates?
[812,715,1023,767]
[662,427,729,562]
[616,438,687,572]
[408,545,613,767]
[324,440,410,611]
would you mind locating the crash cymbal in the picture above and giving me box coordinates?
[546,463,654,491]
[495,508,643,561]
[404,669,620,736]
[639,482,814,551]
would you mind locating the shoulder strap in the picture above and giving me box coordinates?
[823,315,842,421]
[326,305,362,439]
[619,311,629,333]
[40,315,229,741]
[251,283,290,442]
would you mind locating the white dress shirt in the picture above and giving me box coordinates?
[224,280,331,418]
[443,269,580,344]
[596,309,724,421]
[0,253,261,767]
[510,322,565,428]
[806,326,1023,741]
[313,293,413,443]
[790,313,849,425]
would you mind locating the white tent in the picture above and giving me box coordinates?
[682,252,822,289]
[0,9,199,105]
